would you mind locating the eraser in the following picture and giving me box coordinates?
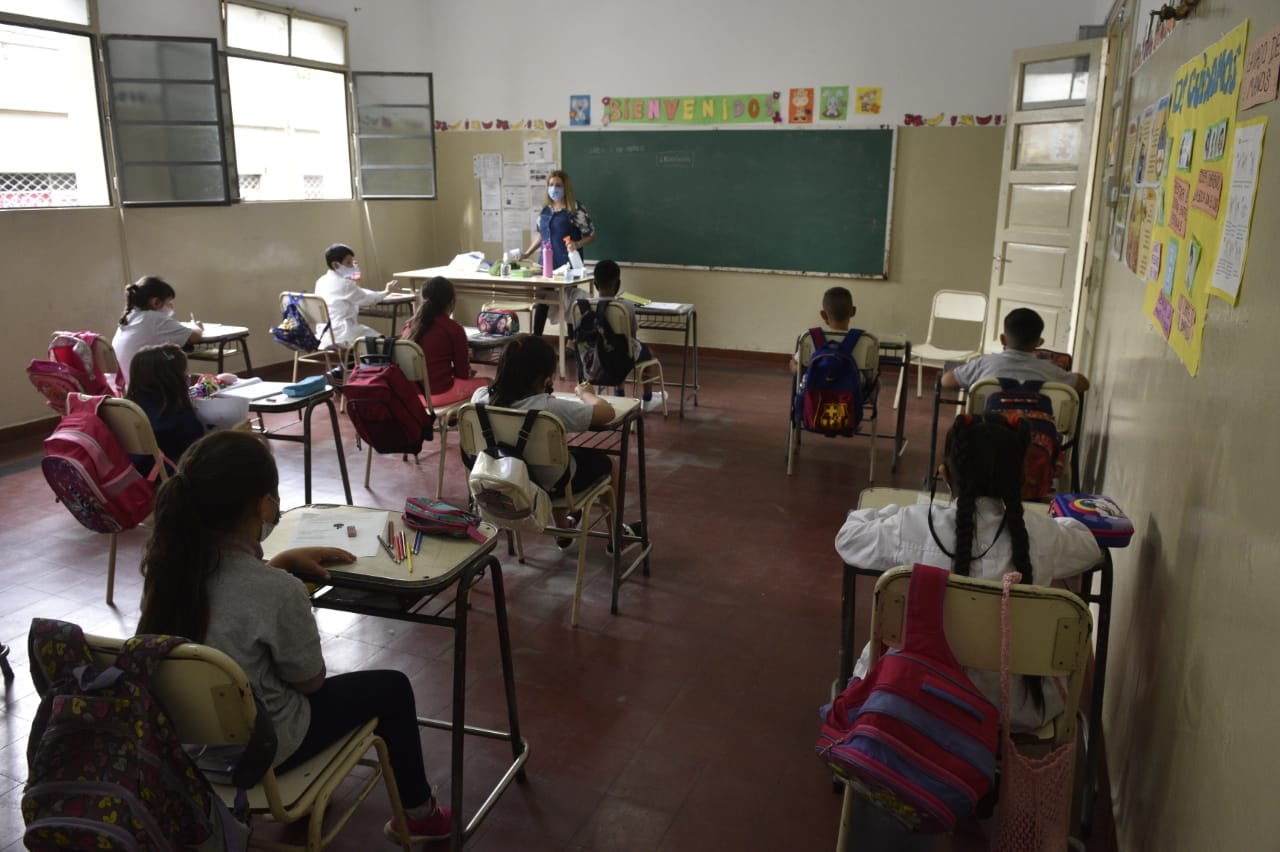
[346,525,357,538]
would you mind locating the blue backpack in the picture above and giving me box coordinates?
[795,328,864,436]
[271,294,321,352]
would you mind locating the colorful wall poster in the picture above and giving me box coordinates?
[1162,237,1179,295]
[819,86,848,120]
[1241,25,1280,111]
[1203,118,1229,162]
[1144,96,1171,185]
[603,93,781,125]
[569,95,590,126]
[855,87,883,115]
[788,88,814,123]
[1210,117,1268,303]
[1177,129,1195,170]
[1132,0,1178,73]
[1142,20,1249,375]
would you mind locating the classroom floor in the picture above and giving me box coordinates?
[0,351,1117,851]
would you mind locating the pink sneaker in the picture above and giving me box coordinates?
[383,800,452,844]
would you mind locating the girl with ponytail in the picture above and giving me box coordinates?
[137,430,453,842]
[400,275,488,402]
[110,275,204,390]
[835,413,1100,731]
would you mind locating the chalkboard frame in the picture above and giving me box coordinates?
[560,127,897,279]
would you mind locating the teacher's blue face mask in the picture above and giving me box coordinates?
[548,185,565,202]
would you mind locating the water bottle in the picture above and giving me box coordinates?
[564,236,584,273]
[541,241,553,277]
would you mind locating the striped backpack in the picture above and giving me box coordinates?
[816,563,999,832]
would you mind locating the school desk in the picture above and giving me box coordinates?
[554,393,652,612]
[395,266,595,380]
[836,486,1113,837]
[634,302,699,418]
[184,322,253,374]
[238,381,353,505]
[357,290,417,337]
[262,505,527,852]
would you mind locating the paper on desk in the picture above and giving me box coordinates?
[524,139,552,163]
[473,153,502,180]
[480,179,500,210]
[482,210,501,242]
[217,377,277,400]
[288,510,387,558]
[503,162,530,185]
[641,301,688,312]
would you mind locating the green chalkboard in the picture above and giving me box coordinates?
[562,128,895,277]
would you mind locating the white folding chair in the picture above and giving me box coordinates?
[787,329,881,480]
[896,290,987,406]
[277,292,350,382]
[456,403,616,627]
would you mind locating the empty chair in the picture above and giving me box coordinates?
[896,290,987,405]
[276,292,350,382]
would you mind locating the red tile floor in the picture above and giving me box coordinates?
[0,350,1117,851]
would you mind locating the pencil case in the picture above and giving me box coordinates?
[1049,493,1133,548]
[402,498,487,542]
[282,375,327,397]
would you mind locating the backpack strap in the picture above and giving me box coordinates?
[474,404,498,450]
[113,633,192,681]
[808,327,826,351]
[836,328,863,356]
[899,564,963,666]
[513,408,540,456]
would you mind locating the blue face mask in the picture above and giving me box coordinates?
[548,185,565,203]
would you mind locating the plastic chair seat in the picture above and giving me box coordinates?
[910,343,977,364]
[211,722,371,815]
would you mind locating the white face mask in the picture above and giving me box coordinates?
[337,264,360,280]
[260,495,281,542]
[162,307,175,318]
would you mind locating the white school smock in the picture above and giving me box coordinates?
[313,269,386,346]
[835,498,1101,731]
[111,309,195,388]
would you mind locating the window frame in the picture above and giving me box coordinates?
[0,4,115,210]
[351,71,437,201]
[101,34,235,207]
[221,0,348,72]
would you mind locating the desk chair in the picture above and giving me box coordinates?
[896,290,987,406]
[787,329,882,480]
[350,338,465,500]
[571,300,669,417]
[965,379,1081,493]
[834,566,1092,852]
[456,403,616,627]
[73,632,411,852]
[277,293,351,383]
[89,395,168,606]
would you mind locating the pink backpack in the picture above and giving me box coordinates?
[41,395,157,534]
[27,332,117,413]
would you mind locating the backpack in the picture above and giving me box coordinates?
[343,337,436,455]
[402,497,488,542]
[795,328,864,436]
[816,564,1000,833]
[42,394,157,534]
[27,331,117,412]
[466,405,564,534]
[982,379,1063,500]
[574,299,634,386]
[22,618,243,851]
[270,294,321,352]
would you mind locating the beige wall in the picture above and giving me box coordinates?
[435,127,1005,355]
[1084,1,1280,848]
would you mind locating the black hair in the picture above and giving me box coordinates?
[822,287,855,323]
[488,335,556,406]
[137,431,279,641]
[119,276,176,326]
[1003,308,1045,350]
[594,259,621,295]
[403,276,455,341]
[937,413,1043,713]
[126,344,192,417]
[324,243,355,270]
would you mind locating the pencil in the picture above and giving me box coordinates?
[399,531,407,563]
[407,537,414,575]
[413,530,423,555]
[377,535,396,561]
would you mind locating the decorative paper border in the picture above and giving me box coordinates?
[435,112,1006,130]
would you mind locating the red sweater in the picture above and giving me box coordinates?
[409,316,470,395]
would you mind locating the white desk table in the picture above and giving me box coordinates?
[358,291,418,337]
[634,302,699,418]
[395,266,594,379]
[184,322,253,375]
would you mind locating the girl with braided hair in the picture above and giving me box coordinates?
[835,413,1100,731]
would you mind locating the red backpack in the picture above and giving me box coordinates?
[27,331,118,413]
[816,564,999,833]
[796,328,865,436]
[343,337,436,455]
[982,379,1064,500]
[41,395,157,534]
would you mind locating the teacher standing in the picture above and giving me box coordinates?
[520,170,597,335]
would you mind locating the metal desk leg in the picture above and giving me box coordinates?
[215,342,227,374]
[838,563,858,689]
[490,561,527,778]
[678,314,690,419]
[894,342,910,468]
[611,416,630,615]
[691,311,700,408]
[924,375,944,491]
[302,401,315,504]
[636,414,650,576]
[1080,551,1114,837]
[448,569,470,852]
[323,397,354,505]
[240,337,254,375]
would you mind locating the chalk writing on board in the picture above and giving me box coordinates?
[657,151,695,168]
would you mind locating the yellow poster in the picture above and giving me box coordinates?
[1143,20,1249,375]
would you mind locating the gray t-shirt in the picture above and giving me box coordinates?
[470,387,593,490]
[203,543,324,765]
[952,349,1080,389]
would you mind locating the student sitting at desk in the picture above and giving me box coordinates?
[314,242,398,348]
[470,335,640,548]
[401,275,489,406]
[112,276,204,390]
[791,285,877,391]
[835,414,1100,731]
[125,344,204,476]
[593,260,660,406]
[941,307,1089,393]
[137,430,452,843]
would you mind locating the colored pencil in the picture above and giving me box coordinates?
[413,530,423,555]
[377,535,396,561]
[407,538,414,575]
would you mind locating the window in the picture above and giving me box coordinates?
[103,36,235,205]
[0,0,88,26]
[224,2,351,201]
[239,172,261,198]
[353,73,437,199]
[0,13,110,208]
